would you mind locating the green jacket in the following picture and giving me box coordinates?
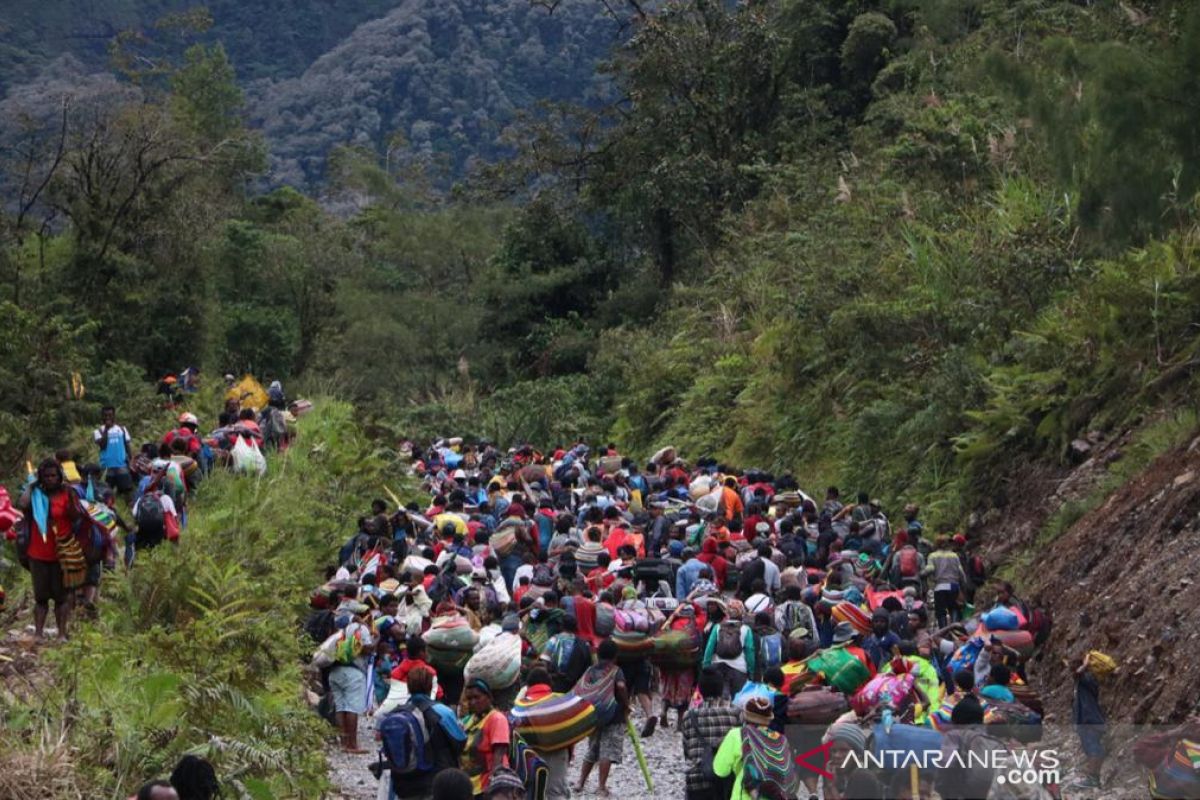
[702,622,756,677]
[713,727,751,800]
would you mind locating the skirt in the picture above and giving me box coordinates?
[661,667,696,709]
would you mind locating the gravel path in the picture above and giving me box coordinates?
[326,705,687,800]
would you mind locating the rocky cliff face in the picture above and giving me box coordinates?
[976,417,1200,727]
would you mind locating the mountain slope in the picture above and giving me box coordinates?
[0,0,404,90]
[0,0,619,186]
[248,0,620,185]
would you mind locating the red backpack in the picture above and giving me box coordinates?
[898,547,920,578]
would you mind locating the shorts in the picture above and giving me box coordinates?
[1077,725,1106,758]
[328,665,368,714]
[104,467,133,492]
[30,559,67,605]
[584,721,625,765]
[620,659,652,695]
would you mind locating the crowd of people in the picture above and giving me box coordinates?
[6,399,1198,799]
[2,375,296,642]
[303,440,1189,800]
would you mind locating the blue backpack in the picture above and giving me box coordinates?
[758,628,784,671]
[379,702,436,777]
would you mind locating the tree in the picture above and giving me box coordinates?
[989,7,1200,244]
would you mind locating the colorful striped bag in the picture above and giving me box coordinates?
[509,689,597,753]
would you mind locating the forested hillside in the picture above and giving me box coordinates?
[5,0,1200,796]
[3,0,1200,521]
[0,0,618,185]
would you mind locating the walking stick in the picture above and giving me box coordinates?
[625,716,655,792]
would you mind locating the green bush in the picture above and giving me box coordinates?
[3,400,400,799]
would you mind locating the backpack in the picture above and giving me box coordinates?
[379,702,438,780]
[741,724,800,800]
[715,620,744,659]
[1024,607,1053,648]
[532,563,555,587]
[594,603,616,638]
[777,602,811,637]
[897,547,920,578]
[426,571,460,607]
[334,625,365,665]
[263,408,288,445]
[758,628,784,671]
[305,610,336,644]
[136,492,166,535]
[968,554,986,582]
[547,635,575,674]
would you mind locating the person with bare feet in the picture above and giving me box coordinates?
[572,639,630,797]
[325,601,376,753]
[17,458,85,641]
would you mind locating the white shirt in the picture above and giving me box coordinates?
[133,492,177,518]
[762,558,782,594]
[745,593,773,615]
[711,623,752,674]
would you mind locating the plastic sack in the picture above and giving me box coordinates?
[733,681,775,710]
[465,631,522,690]
[231,435,267,475]
[226,375,268,412]
[851,672,917,716]
[948,637,985,676]
[807,647,872,695]
[981,608,1019,631]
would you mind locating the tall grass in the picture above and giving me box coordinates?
[1,400,398,799]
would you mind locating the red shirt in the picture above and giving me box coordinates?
[162,428,201,456]
[27,490,75,563]
[585,567,615,595]
[603,527,629,559]
[391,657,444,699]
[697,551,728,589]
[573,596,598,644]
[524,683,554,702]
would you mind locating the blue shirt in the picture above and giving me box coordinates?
[409,693,467,742]
[863,631,901,669]
[95,425,129,469]
[675,558,706,599]
[980,684,1015,704]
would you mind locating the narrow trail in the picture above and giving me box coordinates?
[325,706,687,800]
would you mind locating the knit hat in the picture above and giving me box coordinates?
[500,613,520,633]
[486,766,525,796]
[743,695,774,727]
[827,722,867,751]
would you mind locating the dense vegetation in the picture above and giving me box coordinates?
[4,0,1200,795]
[4,0,1200,520]
[0,399,402,799]
[0,0,619,185]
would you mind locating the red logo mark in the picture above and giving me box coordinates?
[794,741,835,779]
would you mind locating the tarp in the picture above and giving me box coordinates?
[226,375,268,412]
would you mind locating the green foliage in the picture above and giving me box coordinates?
[841,12,897,81]
[21,401,399,798]
[170,43,246,143]
[480,374,612,447]
[0,301,94,472]
[989,6,1200,243]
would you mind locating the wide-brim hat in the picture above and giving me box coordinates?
[832,621,858,644]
